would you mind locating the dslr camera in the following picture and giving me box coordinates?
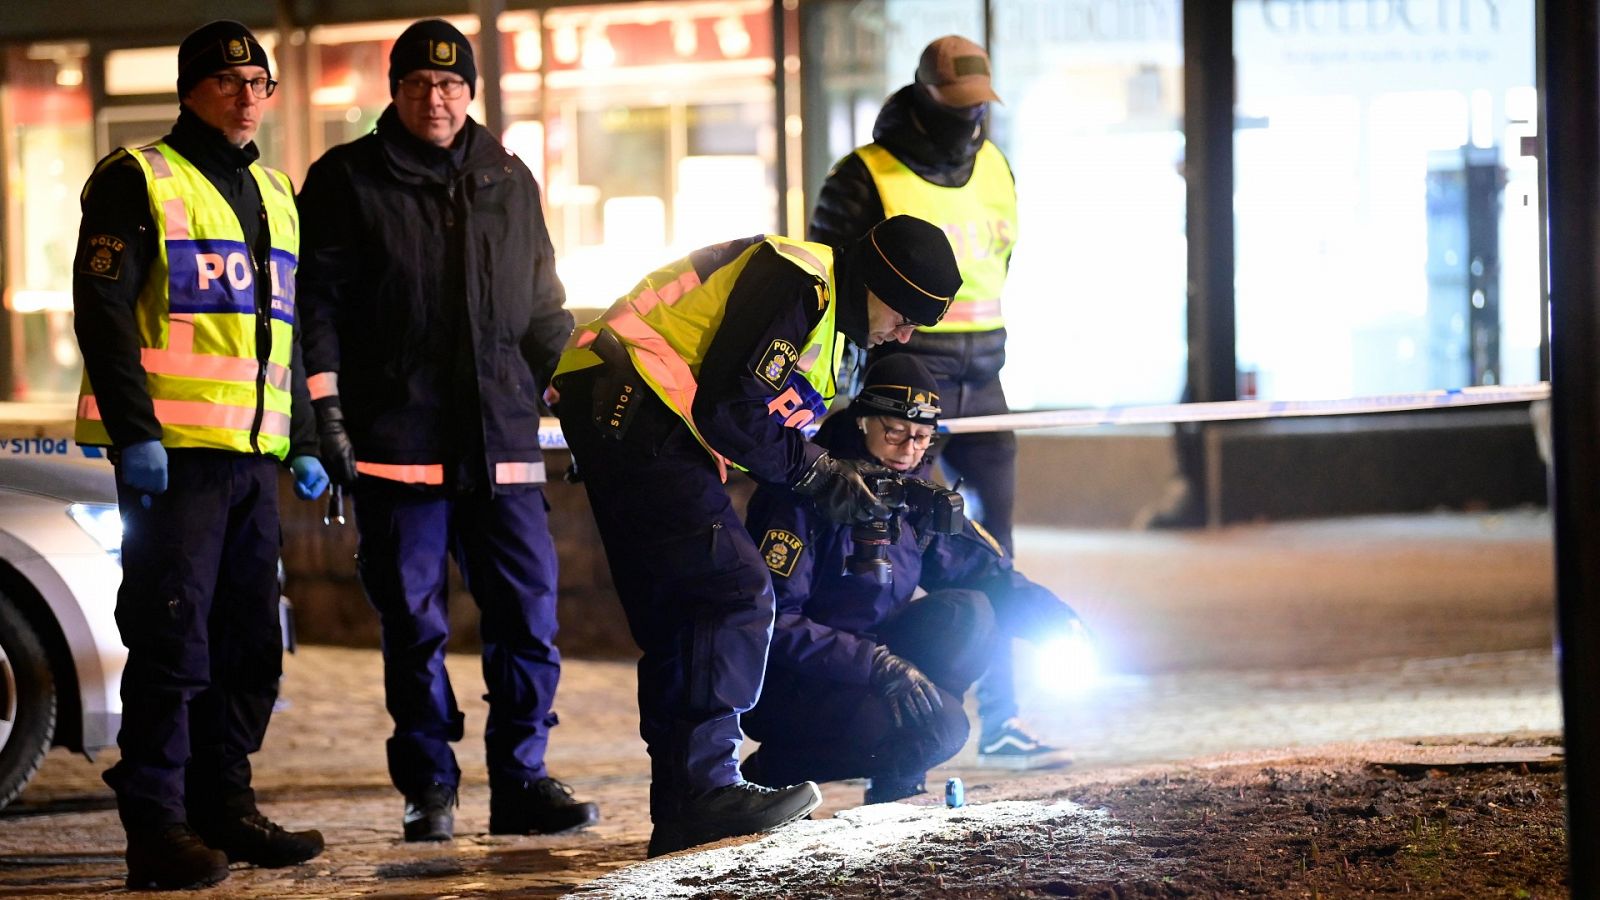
[847,471,965,585]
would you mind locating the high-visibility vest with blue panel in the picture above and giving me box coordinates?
[856,140,1016,333]
[555,235,841,481]
[75,142,299,459]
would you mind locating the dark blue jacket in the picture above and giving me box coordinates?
[297,107,572,493]
[743,412,1071,686]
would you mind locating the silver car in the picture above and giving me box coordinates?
[0,452,299,810]
[0,454,125,809]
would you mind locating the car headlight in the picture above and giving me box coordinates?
[67,502,123,562]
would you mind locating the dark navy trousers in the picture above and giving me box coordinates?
[556,372,774,824]
[741,589,998,789]
[353,483,562,797]
[104,450,282,828]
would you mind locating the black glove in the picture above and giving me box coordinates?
[793,452,892,524]
[312,396,358,487]
[869,646,944,730]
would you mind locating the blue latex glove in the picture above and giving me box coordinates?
[290,455,330,501]
[121,440,168,495]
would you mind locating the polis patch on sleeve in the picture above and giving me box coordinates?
[969,520,1005,557]
[80,234,126,281]
[754,339,799,390]
[760,528,805,578]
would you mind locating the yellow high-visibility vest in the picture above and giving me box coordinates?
[75,142,299,459]
[555,236,841,480]
[857,140,1017,332]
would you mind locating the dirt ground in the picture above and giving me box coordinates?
[0,512,1566,897]
[580,736,1567,900]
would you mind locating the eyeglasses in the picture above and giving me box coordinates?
[876,419,935,448]
[398,76,469,100]
[211,74,277,99]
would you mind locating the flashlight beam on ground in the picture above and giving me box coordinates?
[567,799,1111,899]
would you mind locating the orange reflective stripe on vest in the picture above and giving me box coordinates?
[355,462,446,485]
[603,309,732,481]
[141,347,292,392]
[77,394,289,437]
[629,269,703,318]
[935,297,1003,325]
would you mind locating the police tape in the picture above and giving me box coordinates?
[9,382,1551,458]
[937,383,1551,434]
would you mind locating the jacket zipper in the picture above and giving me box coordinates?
[248,202,270,453]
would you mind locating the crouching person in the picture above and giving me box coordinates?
[739,355,1085,803]
[550,216,962,855]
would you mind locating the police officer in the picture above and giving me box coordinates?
[739,355,1085,803]
[72,20,329,891]
[809,35,1057,768]
[550,215,961,856]
[297,19,596,842]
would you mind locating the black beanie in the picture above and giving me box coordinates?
[853,215,962,327]
[389,19,477,98]
[855,354,942,424]
[177,20,270,98]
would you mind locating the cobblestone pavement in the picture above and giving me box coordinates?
[0,511,1562,897]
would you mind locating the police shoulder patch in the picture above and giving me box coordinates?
[81,234,126,281]
[969,520,1005,557]
[754,339,799,390]
[760,528,805,578]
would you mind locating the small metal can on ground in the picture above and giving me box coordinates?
[945,776,965,808]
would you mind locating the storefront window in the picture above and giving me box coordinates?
[2,43,93,401]
[801,0,984,182]
[802,1,1184,410]
[540,0,778,314]
[1234,0,1539,399]
[991,1,1186,409]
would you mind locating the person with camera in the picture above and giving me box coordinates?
[739,354,1084,804]
[809,35,1062,768]
[549,215,961,856]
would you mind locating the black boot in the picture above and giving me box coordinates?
[403,782,457,842]
[193,811,324,868]
[124,823,230,891]
[647,780,822,858]
[489,776,600,834]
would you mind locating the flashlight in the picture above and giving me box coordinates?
[324,484,345,526]
[1033,620,1101,695]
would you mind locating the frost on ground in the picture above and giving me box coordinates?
[568,799,1114,899]
[565,736,1568,900]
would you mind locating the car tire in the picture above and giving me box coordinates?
[0,590,56,810]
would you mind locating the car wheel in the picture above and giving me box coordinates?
[0,590,56,810]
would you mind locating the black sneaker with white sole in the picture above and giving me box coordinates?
[489,775,600,834]
[647,780,822,858]
[976,718,1073,770]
